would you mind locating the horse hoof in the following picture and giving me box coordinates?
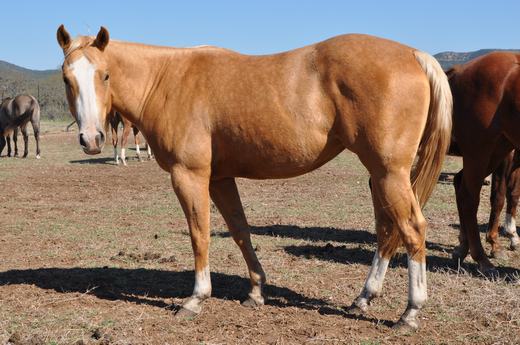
[490,250,507,260]
[480,267,500,279]
[393,318,419,333]
[242,296,264,308]
[451,248,467,265]
[174,307,199,319]
[35,154,40,159]
[345,303,367,316]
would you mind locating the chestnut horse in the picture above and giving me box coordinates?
[449,52,520,274]
[57,25,451,330]
[107,110,152,165]
[487,150,520,257]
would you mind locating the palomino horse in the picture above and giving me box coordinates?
[486,150,520,257]
[0,94,41,158]
[57,25,452,330]
[449,52,520,274]
[107,110,152,165]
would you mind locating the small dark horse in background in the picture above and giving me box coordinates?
[487,150,520,256]
[0,94,41,158]
[448,52,520,274]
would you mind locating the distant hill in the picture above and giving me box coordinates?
[0,61,68,120]
[434,49,520,70]
[1,48,519,120]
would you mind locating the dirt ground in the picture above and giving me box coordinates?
[0,121,519,345]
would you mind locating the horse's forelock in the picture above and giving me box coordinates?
[63,36,95,58]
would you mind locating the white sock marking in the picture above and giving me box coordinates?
[408,255,427,309]
[193,265,211,297]
[364,250,389,296]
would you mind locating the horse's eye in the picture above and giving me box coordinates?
[104,73,110,81]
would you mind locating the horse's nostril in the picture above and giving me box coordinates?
[79,133,87,148]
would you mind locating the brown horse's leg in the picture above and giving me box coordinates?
[120,122,131,166]
[349,180,400,314]
[0,135,5,156]
[133,127,142,162]
[31,119,41,159]
[455,144,513,274]
[6,134,12,157]
[171,166,211,318]
[486,154,509,259]
[453,170,469,261]
[505,151,520,250]
[455,160,493,273]
[21,126,29,158]
[110,120,119,164]
[12,128,19,157]
[209,178,266,307]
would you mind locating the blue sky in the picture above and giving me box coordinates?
[3,1,518,70]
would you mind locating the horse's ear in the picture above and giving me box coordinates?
[93,26,110,51]
[57,24,71,51]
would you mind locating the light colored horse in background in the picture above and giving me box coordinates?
[57,25,451,330]
[107,110,152,165]
[0,94,41,159]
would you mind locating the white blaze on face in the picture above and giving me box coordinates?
[70,56,99,129]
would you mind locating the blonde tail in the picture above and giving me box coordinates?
[412,51,453,207]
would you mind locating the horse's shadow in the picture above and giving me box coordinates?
[235,225,520,279]
[0,267,345,316]
[69,157,115,165]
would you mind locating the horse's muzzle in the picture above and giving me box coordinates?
[79,130,105,155]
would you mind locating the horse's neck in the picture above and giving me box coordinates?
[107,42,187,128]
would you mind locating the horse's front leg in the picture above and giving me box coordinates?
[210,178,266,306]
[171,165,212,318]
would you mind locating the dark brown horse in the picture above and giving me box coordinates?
[487,150,520,257]
[0,94,41,158]
[449,52,520,274]
[57,26,452,330]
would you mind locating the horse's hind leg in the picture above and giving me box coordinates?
[31,119,40,159]
[120,122,131,166]
[133,127,142,162]
[372,170,428,330]
[110,120,119,164]
[21,126,29,158]
[6,134,12,157]
[146,142,153,160]
[349,180,400,314]
[13,128,19,157]
[505,151,520,250]
[0,136,5,156]
[210,178,266,307]
[486,155,509,259]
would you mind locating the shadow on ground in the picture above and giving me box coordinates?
[219,225,520,279]
[69,157,116,165]
[0,267,351,317]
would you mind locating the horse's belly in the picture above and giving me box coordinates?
[211,133,344,179]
